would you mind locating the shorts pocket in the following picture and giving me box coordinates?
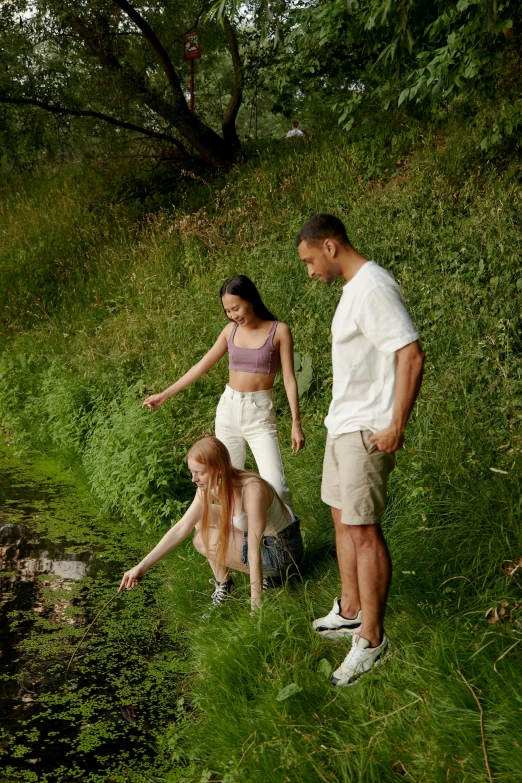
[263,520,303,574]
[360,430,378,455]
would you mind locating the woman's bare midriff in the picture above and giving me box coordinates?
[228,370,277,392]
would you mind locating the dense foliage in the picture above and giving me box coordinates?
[236,0,521,135]
[0,0,245,168]
[1,1,520,172]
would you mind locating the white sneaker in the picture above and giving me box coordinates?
[312,598,362,638]
[330,633,389,687]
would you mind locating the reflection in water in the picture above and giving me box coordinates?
[1,520,89,583]
[0,471,95,727]
[0,455,183,781]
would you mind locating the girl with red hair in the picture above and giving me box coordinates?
[118,436,303,610]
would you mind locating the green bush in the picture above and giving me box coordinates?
[83,388,190,527]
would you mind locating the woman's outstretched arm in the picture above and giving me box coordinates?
[118,493,203,591]
[277,323,306,452]
[143,325,231,410]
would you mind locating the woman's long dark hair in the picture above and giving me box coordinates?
[220,275,277,321]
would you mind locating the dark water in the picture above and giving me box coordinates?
[0,450,182,781]
[0,467,93,721]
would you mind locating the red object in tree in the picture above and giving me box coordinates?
[183,31,200,60]
[183,31,200,113]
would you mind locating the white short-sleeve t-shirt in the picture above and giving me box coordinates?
[325,261,419,438]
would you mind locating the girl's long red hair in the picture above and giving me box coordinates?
[186,436,289,569]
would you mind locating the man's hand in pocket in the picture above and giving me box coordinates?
[368,428,404,454]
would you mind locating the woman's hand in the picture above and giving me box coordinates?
[142,393,166,410]
[142,330,229,410]
[291,422,306,453]
[118,565,146,593]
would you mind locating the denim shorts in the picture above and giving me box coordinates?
[241,517,304,577]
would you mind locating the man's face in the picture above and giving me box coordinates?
[297,239,341,284]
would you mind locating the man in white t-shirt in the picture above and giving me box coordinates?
[296,213,424,686]
[286,120,304,138]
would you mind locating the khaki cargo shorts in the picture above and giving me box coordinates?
[321,430,395,525]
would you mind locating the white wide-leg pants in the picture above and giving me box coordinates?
[214,385,292,508]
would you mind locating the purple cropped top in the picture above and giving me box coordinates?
[228,321,280,374]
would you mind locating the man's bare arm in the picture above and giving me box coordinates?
[369,340,425,453]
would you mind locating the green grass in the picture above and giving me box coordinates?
[1,110,521,781]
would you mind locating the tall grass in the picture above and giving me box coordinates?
[1,114,521,781]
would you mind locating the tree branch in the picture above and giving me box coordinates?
[70,12,233,167]
[222,15,243,150]
[1,96,188,154]
[185,1,214,35]
[110,0,184,98]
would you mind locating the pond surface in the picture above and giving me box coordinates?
[1,461,105,728]
[0,447,187,782]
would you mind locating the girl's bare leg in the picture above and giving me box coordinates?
[192,507,249,581]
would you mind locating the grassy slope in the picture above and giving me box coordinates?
[1,119,521,782]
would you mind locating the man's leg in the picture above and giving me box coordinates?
[348,523,392,647]
[336,431,394,637]
[328,432,395,685]
[313,435,363,637]
[331,506,360,619]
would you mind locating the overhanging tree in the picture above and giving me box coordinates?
[0,0,244,168]
[233,0,519,132]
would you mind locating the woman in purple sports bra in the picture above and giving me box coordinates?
[143,275,305,507]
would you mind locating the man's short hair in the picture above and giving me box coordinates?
[292,120,299,128]
[296,214,350,247]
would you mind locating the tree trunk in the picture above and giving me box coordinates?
[222,16,243,151]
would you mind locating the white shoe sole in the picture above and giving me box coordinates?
[315,625,362,639]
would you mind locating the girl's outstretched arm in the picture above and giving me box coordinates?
[143,325,231,409]
[277,323,306,453]
[118,493,203,591]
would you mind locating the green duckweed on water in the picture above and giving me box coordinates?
[0,444,198,783]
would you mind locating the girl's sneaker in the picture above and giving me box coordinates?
[262,575,281,591]
[210,578,236,606]
[330,633,389,687]
[312,598,362,638]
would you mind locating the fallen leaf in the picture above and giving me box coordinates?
[502,556,522,576]
[317,658,333,678]
[276,683,302,701]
